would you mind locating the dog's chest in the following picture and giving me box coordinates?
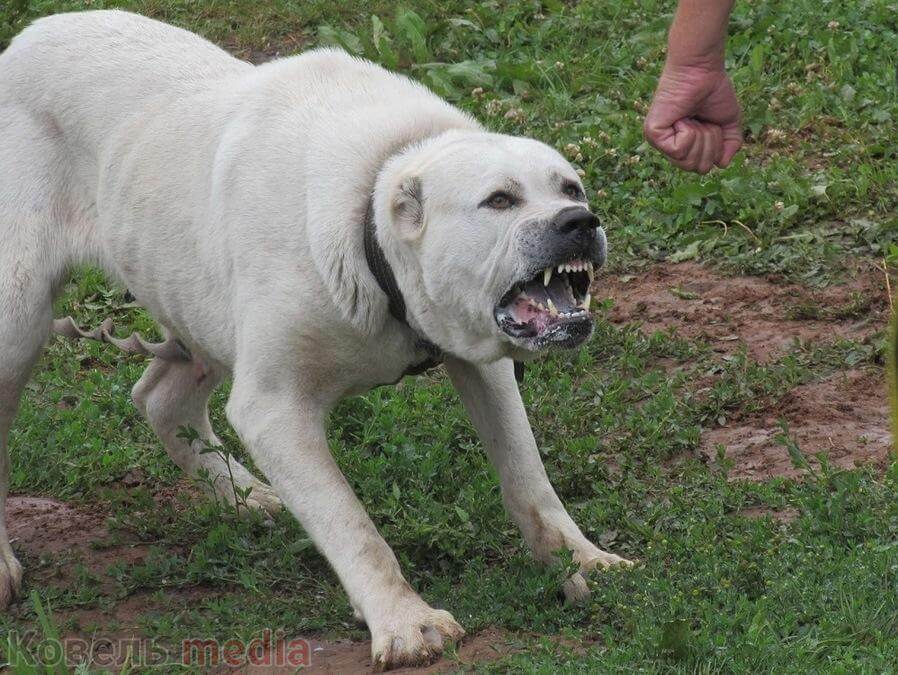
[339,333,441,397]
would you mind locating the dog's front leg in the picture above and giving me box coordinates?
[445,356,631,602]
[226,373,463,670]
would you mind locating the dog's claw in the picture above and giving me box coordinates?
[563,551,634,604]
[370,606,464,671]
[0,555,23,611]
[235,481,283,517]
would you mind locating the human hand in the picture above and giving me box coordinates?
[644,64,743,174]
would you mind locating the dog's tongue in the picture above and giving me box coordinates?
[521,276,577,311]
[505,276,580,330]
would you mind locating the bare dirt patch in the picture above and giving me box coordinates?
[600,261,892,479]
[600,261,888,361]
[6,489,205,636]
[701,368,891,480]
[7,496,110,558]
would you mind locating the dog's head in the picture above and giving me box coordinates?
[374,130,605,363]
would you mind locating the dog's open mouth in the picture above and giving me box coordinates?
[494,259,595,349]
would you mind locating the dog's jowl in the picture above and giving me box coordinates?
[0,10,629,669]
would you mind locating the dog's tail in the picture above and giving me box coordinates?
[51,317,191,362]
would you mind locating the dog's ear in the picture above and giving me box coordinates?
[391,175,424,239]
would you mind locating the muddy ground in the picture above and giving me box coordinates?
[5,262,893,672]
[601,261,891,479]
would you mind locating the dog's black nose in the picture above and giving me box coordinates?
[552,206,599,240]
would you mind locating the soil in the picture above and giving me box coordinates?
[597,261,892,480]
[5,261,893,671]
[274,628,519,674]
[600,261,888,361]
[700,368,891,480]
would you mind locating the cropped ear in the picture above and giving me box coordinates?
[391,175,424,240]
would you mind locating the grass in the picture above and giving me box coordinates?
[1,0,897,672]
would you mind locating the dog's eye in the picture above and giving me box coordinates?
[482,191,516,210]
[485,192,514,209]
[562,182,584,200]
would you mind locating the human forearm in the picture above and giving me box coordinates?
[666,0,735,68]
[643,0,742,172]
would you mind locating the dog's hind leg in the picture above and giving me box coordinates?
[131,357,282,515]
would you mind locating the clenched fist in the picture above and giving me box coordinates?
[644,64,743,174]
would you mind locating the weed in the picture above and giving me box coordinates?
[1,0,895,671]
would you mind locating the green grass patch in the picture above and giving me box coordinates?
[2,0,896,671]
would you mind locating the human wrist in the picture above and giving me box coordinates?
[665,31,726,71]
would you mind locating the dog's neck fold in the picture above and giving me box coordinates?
[363,197,407,328]
[363,193,443,376]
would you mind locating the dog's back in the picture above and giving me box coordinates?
[0,12,251,428]
[0,10,249,169]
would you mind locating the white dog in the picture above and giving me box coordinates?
[0,10,629,669]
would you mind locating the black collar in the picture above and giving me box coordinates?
[363,196,443,376]
[362,196,525,383]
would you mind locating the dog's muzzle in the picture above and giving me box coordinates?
[493,206,605,351]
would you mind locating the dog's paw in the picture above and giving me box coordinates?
[0,554,23,611]
[370,605,464,671]
[212,477,283,518]
[563,550,634,604]
[583,550,634,570]
[241,481,283,517]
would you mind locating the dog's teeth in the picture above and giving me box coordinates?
[543,267,552,286]
[547,298,558,315]
[587,263,595,283]
[580,293,591,311]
